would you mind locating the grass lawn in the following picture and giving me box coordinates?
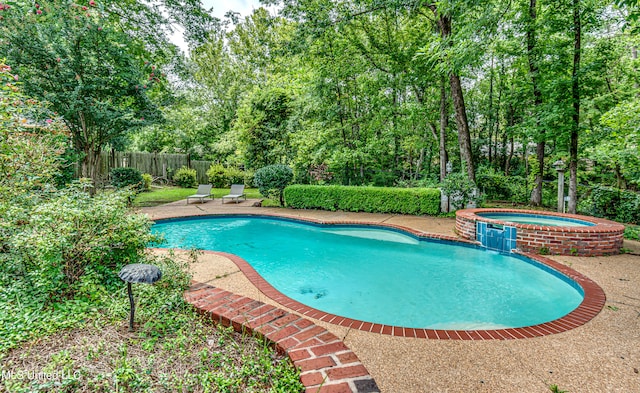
[133,186,269,207]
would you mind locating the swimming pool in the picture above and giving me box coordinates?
[153,216,585,330]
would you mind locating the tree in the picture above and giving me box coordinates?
[235,86,294,169]
[524,0,546,206]
[1,1,161,186]
[0,0,214,187]
[567,0,581,213]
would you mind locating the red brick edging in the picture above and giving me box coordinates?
[185,282,380,393]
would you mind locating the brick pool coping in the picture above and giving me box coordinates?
[185,282,380,393]
[456,208,625,256]
[155,212,606,341]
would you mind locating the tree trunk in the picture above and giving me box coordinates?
[80,147,101,195]
[450,73,475,183]
[487,56,494,164]
[432,9,475,183]
[439,75,449,182]
[527,0,545,206]
[568,0,581,214]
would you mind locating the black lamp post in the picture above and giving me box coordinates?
[118,263,162,332]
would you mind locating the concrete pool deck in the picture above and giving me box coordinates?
[140,199,640,393]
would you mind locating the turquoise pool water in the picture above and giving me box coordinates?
[477,212,594,227]
[152,216,583,330]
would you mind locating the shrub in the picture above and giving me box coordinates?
[206,164,227,188]
[173,166,197,188]
[475,167,527,202]
[225,167,246,186]
[7,184,158,300]
[244,169,255,188]
[440,172,481,210]
[206,165,247,188]
[624,225,640,240]
[579,186,640,224]
[141,173,153,191]
[284,185,441,216]
[110,167,143,190]
[254,165,293,206]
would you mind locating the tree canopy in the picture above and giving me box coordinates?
[4,0,639,211]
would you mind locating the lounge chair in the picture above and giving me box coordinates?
[221,184,247,204]
[186,184,213,204]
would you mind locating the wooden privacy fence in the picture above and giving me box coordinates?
[90,151,212,184]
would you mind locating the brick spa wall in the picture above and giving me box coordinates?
[184,282,380,393]
[456,208,625,256]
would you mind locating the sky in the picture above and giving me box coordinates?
[202,0,264,20]
[170,0,277,54]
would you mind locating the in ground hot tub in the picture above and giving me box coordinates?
[456,208,625,256]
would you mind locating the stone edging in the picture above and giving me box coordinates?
[184,282,380,393]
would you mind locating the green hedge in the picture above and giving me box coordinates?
[284,185,441,216]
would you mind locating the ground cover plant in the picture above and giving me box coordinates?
[1,252,303,393]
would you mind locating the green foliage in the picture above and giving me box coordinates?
[549,384,568,393]
[440,173,481,210]
[578,186,640,224]
[110,167,143,190]
[235,86,294,170]
[244,169,256,188]
[2,249,303,391]
[254,164,293,206]
[206,164,247,188]
[624,225,640,241]
[0,1,166,183]
[141,173,153,191]
[225,166,246,186]
[476,166,527,203]
[206,164,227,188]
[8,185,157,299]
[284,185,441,216]
[172,166,197,188]
[0,63,68,200]
[0,186,160,352]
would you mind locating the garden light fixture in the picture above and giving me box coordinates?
[118,263,162,332]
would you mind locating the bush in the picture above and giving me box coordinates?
[9,184,158,299]
[254,165,293,206]
[110,167,143,190]
[475,167,527,202]
[173,166,197,188]
[284,185,441,216]
[225,167,246,186]
[206,165,247,188]
[578,186,640,224]
[244,169,256,188]
[206,164,227,188]
[440,172,481,210]
[624,225,640,240]
[141,173,153,191]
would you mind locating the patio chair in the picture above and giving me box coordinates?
[221,184,247,204]
[186,184,213,204]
